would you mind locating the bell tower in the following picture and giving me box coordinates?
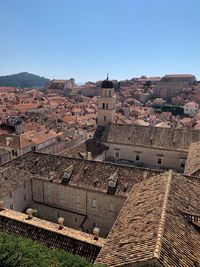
[97,76,116,126]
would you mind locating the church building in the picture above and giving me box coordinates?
[95,77,200,172]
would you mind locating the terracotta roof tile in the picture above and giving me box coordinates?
[96,172,200,266]
[96,124,200,151]
[4,152,160,197]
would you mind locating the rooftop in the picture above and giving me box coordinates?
[165,74,195,78]
[95,124,200,151]
[21,128,62,145]
[101,79,114,89]
[185,141,200,176]
[60,139,108,159]
[0,166,37,199]
[4,152,160,197]
[96,171,200,266]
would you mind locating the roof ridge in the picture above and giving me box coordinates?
[154,170,173,259]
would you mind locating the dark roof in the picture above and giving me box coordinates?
[96,171,200,266]
[60,139,108,159]
[96,123,200,151]
[185,141,200,176]
[4,152,160,197]
[101,79,114,89]
[0,209,103,262]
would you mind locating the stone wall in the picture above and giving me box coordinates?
[32,179,126,237]
[3,180,33,212]
[105,143,188,172]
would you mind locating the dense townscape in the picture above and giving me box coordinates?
[0,74,199,266]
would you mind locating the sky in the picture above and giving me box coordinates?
[0,0,200,82]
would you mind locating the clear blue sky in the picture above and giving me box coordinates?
[0,0,200,82]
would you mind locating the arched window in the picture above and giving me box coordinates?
[102,103,105,109]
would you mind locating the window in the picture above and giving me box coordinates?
[24,194,27,201]
[23,182,27,189]
[10,204,13,210]
[9,192,12,198]
[109,90,111,96]
[104,116,106,121]
[115,151,119,158]
[114,149,120,159]
[76,195,80,204]
[91,199,97,208]
[109,203,114,213]
[180,161,185,168]
[102,103,105,109]
[12,150,18,157]
[74,217,78,223]
[57,212,60,218]
[157,158,162,165]
[106,103,108,109]
[135,154,140,161]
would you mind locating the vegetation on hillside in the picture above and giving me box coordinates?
[0,231,98,267]
[0,72,49,88]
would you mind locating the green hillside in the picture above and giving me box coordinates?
[0,72,49,88]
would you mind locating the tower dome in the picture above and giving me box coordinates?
[101,78,114,89]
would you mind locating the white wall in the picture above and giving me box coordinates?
[105,143,188,171]
[3,180,33,212]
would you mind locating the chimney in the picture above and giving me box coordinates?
[26,208,33,219]
[93,227,100,240]
[0,201,4,211]
[6,137,12,146]
[58,217,64,229]
[87,152,92,160]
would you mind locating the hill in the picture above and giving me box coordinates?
[0,72,49,88]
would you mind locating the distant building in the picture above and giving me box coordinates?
[153,74,196,100]
[5,116,24,134]
[47,78,75,95]
[0,129,65,158]
[163,74,196,85]
[78,86,101,97]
